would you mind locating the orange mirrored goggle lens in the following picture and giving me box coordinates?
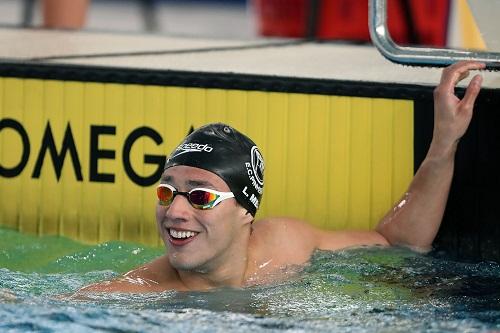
[157,185,220,209]
[157,186,174,206]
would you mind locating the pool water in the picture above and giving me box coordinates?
[1,227,499,332]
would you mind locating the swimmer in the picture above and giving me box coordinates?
[78,61,485,293]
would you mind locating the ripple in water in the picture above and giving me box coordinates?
[0,227,499,332]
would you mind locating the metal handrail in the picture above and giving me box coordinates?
[368,0,500,69]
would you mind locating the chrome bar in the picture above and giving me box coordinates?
[368,0,500,69]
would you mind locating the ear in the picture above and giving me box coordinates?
[236,205,254,226]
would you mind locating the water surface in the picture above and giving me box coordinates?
[1,227,499,332]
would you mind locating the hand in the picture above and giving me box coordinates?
[431,61,485,154]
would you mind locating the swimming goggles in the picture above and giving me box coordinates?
[157,184,235,210]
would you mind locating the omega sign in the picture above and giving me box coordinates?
[0,118,167,186]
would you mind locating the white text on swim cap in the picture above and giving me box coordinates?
[250,193,259,209]
[245,162,263,195]
[169,143,213,159]
[242,186,260,209]
[250,146,264,186]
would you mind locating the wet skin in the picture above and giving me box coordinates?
[77,61,485,293]
[78,165,388,292]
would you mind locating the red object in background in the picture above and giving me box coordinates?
[254,0,308,37]
[254,0,451,47]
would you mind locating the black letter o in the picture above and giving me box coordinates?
[0,118,30,178]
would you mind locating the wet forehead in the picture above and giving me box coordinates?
[161,165,230,191]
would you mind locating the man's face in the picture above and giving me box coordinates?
[156,165,248,272]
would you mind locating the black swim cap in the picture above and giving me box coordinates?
[164,123,264,216]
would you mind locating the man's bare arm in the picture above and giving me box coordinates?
[312,61,484,253]
[375,61,485,251]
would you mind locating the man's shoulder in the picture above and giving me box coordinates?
[76,255,184,293]
[252,217,318,236]
[122,255,185,290]
[249,217,319,265]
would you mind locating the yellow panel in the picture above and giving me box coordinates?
[0,78,2,131]
[58,81,84,239]
[98,83,124,243]
[141,85,164,245]
[392,100,414,204]
[121,85,144,242]
[185,88,206,129]
[0,78,3,228]
[0,78,414,245]
[39,81,62,235]
[328,97,351,230]
[80,82,104,243]
[370,99,394,228]
[226,90,248,132]
[20,80,44,235]
[285,94,309,219]
[1,78,23,230]
[205,89,227,124]
[348,98,372,230]
[305,94,330,228]
[165,87,187,151]
[264,93,288,216]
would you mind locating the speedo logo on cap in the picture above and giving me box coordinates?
[170,142,213,158]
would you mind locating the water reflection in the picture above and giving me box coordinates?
[1,228,499,332]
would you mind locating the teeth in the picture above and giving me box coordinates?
[169,229,196,239]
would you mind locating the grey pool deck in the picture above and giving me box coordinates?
[1,27,499,89]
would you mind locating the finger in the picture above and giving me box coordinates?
[457,70,470,83]
[442,60,486,76]
[440,61,486,93]
[460,74,483,111]
[439,61,484,87]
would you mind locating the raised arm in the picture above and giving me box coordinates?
[263,61,485,255]
[375,61,485,251]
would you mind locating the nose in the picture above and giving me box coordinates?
[163,193,192,221]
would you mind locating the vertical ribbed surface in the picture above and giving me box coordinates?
[101,83,123,244]
[61,81,84,241]
[81,82,104,243]
[0,78,413,245]
[21,80,41,235]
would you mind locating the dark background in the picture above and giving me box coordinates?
[415,88,500,262]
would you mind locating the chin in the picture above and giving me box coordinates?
[168,253,207,272]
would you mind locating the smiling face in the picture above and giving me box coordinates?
[156,165,252,273]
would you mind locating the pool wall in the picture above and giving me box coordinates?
[0,70,413,246]
[0,28,499,261]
